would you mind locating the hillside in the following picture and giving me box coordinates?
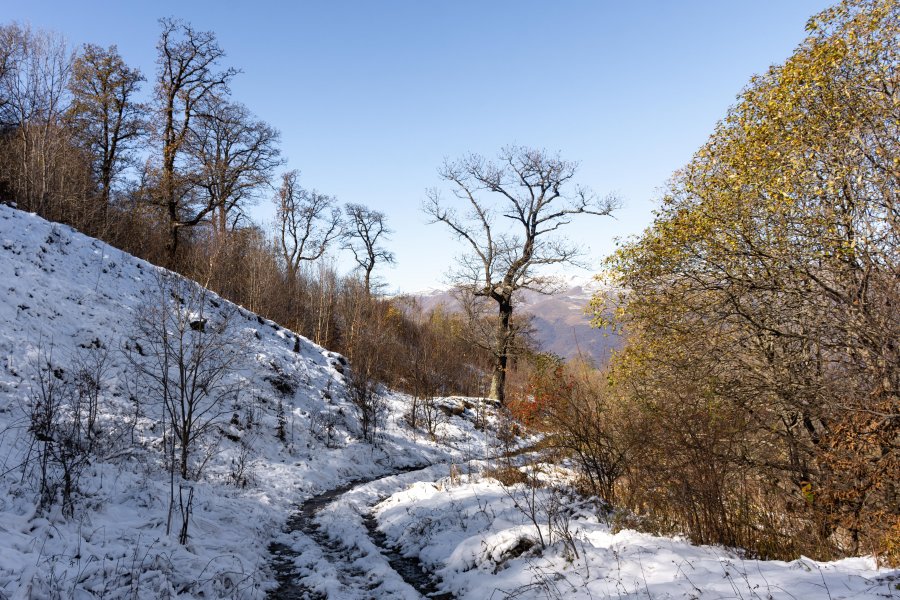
[414,280,620,364]
[0,205,494,598]
[0,206,895,600]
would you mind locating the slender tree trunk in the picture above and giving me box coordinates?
[315,273,329,346]
[489,297,513,404]
[166,409,175,536]
[163,101,179,266]
[180,429,190,479]
[100,146,112,210]
[216,203,228,237]
[166,220,180,266]
[163,139,179,265]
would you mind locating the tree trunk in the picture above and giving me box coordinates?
[489,297,513,404]
[166,219,180,267]
[363,264,373,296]
[163,101,179,267]
[180,427,190,479]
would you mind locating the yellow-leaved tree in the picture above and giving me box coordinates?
[597,0,899,562]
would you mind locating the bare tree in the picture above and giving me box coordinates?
[153,18,238,263]
[347,361,386,443]
[0,23,26,127]
[189,97,282,235]
[0,24,24,123]
[0,24,73,216]
[342,202,394,295]
[274,170,341,280]
[68,43,146,210]
[126,273,242,538]
[424,145,617,403]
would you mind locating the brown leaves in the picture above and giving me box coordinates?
[594,0,900,563]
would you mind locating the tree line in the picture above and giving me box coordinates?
[0,18,500,400]
[0,17,620,406]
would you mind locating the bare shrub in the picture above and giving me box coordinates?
[497,461,584,560]
[125,272,244,539]
[538,358,631,504]
[309,409,342,448]
[346,366,385,443]
[484,464,528,487]
[25,343,108,517]
[229,434,256,488]
[70,339,111,453]
[416,395,448,440]
[276,400,287,443]
[495,406,521,466]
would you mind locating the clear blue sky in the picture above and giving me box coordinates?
[9,1,832,292]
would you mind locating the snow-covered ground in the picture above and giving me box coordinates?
[0,205,896,599]
[374,461,899,599]
[0,205,500,598]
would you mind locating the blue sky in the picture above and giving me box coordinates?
[9,1,832,292]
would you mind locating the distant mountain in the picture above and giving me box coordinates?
[410,277,621,365]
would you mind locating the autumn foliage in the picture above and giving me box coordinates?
[590,0,899,563]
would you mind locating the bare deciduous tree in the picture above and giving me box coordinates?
[189,97,282,235]
[342,202,394,295]
[0,24,74,216]
[0,23,24,123]
[153,18,238,263]
[274,170,341,280]
[347,364,386,443]
[126,273,243,539]
[425,145,617,403]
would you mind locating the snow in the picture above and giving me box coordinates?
[373,463,900,599]
[0,204,896,599]
[272,464,451,599]
[0,206,489,598]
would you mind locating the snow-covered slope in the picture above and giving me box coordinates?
[0,206,483,598]
[374,464,900,600]
[2,206,896,600]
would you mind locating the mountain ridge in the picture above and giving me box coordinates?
[407,279,621,364]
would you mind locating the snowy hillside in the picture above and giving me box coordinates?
[0,206,494,598]
[375,465,899,599]
[0,205,896,600]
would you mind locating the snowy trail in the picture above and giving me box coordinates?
[267,477,364,600]
[362,512,454,600]
[267,463,456,600]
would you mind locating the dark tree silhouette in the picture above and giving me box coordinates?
[274,170,341,280]
[68,44,146,209]
[343,203,394,295]
[425,145,617,403]
[153,18,237,263]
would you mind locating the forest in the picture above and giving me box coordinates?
[0,0,897,597]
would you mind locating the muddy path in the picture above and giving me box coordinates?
[267,465,455,599]
[361,511,454,600]
[267,477,365,600]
